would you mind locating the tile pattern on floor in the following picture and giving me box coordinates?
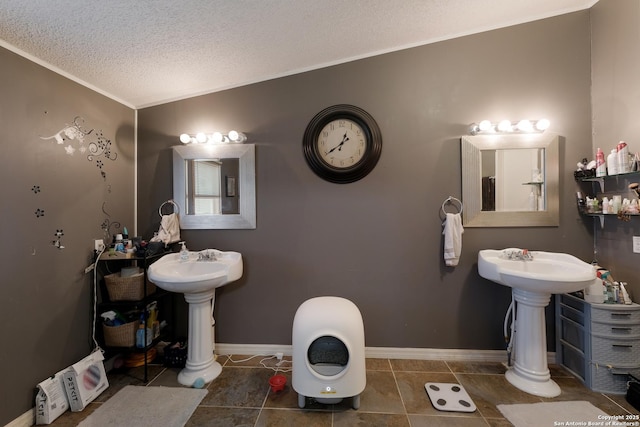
[48,355,638,426]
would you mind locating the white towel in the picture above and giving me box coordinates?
[151,213,181,245]
[443,213,463,266]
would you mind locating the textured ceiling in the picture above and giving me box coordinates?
[0,0,595,108]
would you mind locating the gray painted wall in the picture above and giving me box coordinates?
[0,48,135,423]
[137,12,593,351]
[589,0,640,288]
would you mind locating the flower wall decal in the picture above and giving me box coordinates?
[52,229,65,249]
[41,116,117,179]
[37,117,122,251]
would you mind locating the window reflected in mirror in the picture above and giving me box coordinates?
[185,158,239,215]
[173,144,255,229]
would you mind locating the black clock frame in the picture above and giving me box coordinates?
[303,104,382,184]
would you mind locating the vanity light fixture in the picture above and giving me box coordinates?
[468,119,550,135]
[179,131,247,144]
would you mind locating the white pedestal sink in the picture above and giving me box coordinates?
[478,249,596,397]
[148,249,242,387]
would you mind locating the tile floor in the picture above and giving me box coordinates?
[50,355,638,426]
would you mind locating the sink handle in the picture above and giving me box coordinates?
[197,249,219,261]
[501,248,533,260]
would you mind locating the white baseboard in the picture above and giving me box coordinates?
[5,409,33,427]
[215,343,556,364]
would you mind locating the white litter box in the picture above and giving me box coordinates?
[292,296,366,409]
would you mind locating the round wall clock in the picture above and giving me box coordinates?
[303,104,382,184]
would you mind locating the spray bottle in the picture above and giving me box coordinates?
[618,141,630,174]
[136,313,146,348]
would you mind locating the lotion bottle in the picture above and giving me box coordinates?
[607,149,619,175]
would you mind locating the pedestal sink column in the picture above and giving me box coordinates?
[178,290,221,387]
[506,288,560,397]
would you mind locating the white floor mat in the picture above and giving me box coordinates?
[425,382,477,413]
[497,401,609,427]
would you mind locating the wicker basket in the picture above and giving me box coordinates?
[104,271,156,301]
[103,320,139,347]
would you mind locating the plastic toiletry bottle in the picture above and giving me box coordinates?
[618,141,630,173]
[136,318,145,348]
[179,241,189,262]
[607,149,619,175]
[605,283,615,303]
[528,191,537,211]
[602,197,609,214]
[613,195,622,214]
[621,283,633,305]
[596,148,606,177]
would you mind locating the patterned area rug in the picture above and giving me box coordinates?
[78,385,207,427]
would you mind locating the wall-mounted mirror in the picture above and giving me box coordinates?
[461,133,559,227]
[173,144,256,229]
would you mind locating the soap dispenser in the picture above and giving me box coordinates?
[179,241,189,262]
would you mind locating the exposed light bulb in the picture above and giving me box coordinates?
[178,129,248,144]
[212,132,224,143]
[516,120,533,132]
[228,130,246,143]
[470,118,549,135]
[497,120,512,132]
[478,120,492,131]
[535,118,550,131]
[196,133,207,143]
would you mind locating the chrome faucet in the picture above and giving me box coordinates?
[504,249,534,261]
[197,249,218,262]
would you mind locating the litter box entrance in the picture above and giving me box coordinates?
[307,335,349,376]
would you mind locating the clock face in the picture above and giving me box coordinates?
[316,119,367,169]
[303,104,382,184]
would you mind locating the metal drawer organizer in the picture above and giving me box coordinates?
[555,293,640,394]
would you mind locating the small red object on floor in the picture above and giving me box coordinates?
[269,374,287,392]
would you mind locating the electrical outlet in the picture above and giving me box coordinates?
[94,239,105,251]
[633,236,640,253]
[275,352,284,360]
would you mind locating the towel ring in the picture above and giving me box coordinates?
[441,196,463,215]
[159,199,180,217]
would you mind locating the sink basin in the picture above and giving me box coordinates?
[478,249,596,294]
[477,249,596,398]
[148,250,242,294]
[147,249,243,387]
